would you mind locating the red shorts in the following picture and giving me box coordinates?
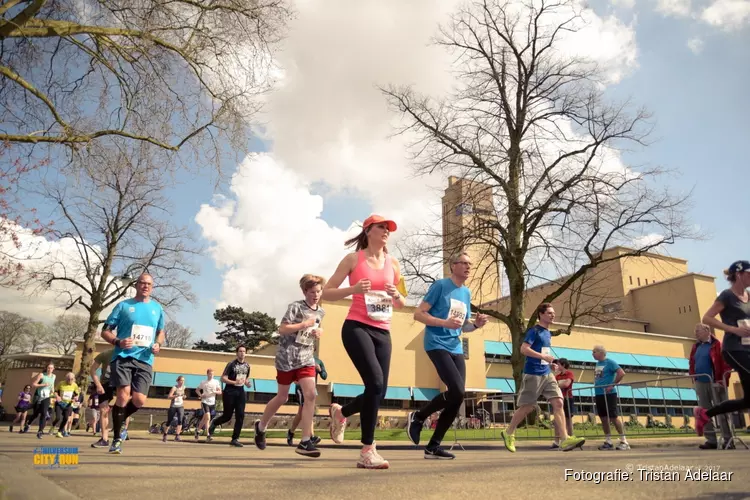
[276,365,316,386]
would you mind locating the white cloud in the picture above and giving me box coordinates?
[610,0,637,9]
[633,233,665,249]
[197,0,640,316]
[656,0,693,17]
[701,0,750,29]
[687,37,705,53]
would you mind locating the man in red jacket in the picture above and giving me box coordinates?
[689,323,733,449]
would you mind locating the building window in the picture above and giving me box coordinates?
[629,276,633,285]
[678,307,681,314]
[644,279,648,285]
[602,301,622,313]
[637,278,641,286]
[689,305,692,312]
[462,338,470,360]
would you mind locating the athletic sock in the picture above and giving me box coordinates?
[258,421,267,432]
[112,405,126,441]
[604,434,612,444]
[124,401,139,419]
[619,434,627,443]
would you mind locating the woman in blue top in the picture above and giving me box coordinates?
[407,251,488,459]
[695,260,750,438]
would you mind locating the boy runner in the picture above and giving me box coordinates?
[196,368,222,441]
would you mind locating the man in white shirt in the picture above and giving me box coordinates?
[195,368,222,441]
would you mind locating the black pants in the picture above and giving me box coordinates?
[27,398,51,433]
[212,389,246,440]
[707,350,750,417]
[55,404,73,432]
[340,320,392,446]
[415,349,466,448]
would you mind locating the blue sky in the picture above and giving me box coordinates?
[5,0,749,343]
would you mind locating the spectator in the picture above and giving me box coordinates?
[592,345,630,450]
[690,323,733,449]
[552,358,575,448]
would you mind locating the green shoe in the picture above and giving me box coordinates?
[501,430,516,453]
[561,436,585,451]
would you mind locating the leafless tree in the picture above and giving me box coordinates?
[384,0,696,388]
[46,314,87,355]
[163,319,194,349]
[0,310,32,356]
[0,0,290,164]
[22,141,201,389]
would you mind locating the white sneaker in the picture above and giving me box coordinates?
[329,404,347,444]
[616,441,630,451]
[357,445,389,469]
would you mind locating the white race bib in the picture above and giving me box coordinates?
[448,299,468,326]
[742,336,750,346]
[296,317,320,346]
[540,346,551,366]
[62,390,73,400]
[39,387,51,399]
[174,396,183,406]
[131,324,155,347]
[739,319,750,344]
[365,291,392,321]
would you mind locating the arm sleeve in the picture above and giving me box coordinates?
[222,361,233,378]
[523,327,538,345]
[422,281,442,308]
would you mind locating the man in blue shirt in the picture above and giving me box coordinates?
[101,273,165,454]
[592,345,629,450]
[500,303,585,453]
[407,251,488,459]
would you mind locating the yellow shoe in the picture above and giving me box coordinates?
[561,436,585,451]
[501,430,516,453]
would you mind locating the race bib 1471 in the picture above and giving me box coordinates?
[131,325,155,347]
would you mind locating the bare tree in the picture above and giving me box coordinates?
[384,0,695,389]
[24,141,200,389]
[0,0,290,163]
[163,320,194,349]
[46,314,87,355]
[0,310,32,356]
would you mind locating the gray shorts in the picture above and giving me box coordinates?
[110,357,153,395]
[517,373,563,407]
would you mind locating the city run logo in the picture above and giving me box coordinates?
[33,447,79,469]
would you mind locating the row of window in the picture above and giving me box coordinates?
[629,276,653,286]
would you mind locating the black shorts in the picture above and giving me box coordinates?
[562,397,574,419]
[90,381,117,407]
[15,405,31,413]
[110,357,153,395]
[595,393,619,418]
[200,403,216,417]
[167,406,185,426]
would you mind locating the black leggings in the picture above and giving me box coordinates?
[212,389,246,440]
[56,404,73,433]
[707,350,750,417]
[27,398,51,433]
[340,320,392,446]
[415,349,466,448]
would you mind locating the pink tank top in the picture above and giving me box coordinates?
[346,251,396,331]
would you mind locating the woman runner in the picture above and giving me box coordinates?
[322,214,406,469]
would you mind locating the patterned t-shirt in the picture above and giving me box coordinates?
[275,300,325,372]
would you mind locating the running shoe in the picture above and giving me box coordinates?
[406,411,422,446]
[254,420,266,450]
[194,432,199,441]
[36,431,43,439]
[206,435,213,442]
[598,441,614,450]
[500,430,516,453]
[91,438,109,448]
[55,432,63,438]
[561,436,585,451]
[357,445,389,469]
[615,441,630,451]
[23,425,30,433]
[162,433,167,443]
[230,439,243,447]
[424,447,455,460]
[286,429,294,446]
[174,435,181,442]
[310,435,321,446]
[295,439,321,458]
[63,431,70,437]
[549,442,560,450]
[329,403,347,444]
[694,407,709,437]
[109,439,123,454]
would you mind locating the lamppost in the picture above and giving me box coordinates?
[118,272,134,299]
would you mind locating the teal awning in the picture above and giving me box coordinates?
[631,354,675,369]
[385,387,412,400]
[667,357,690,370]
[332,383,365,398]
[484,341,511,356]
[486,378,515,393]
[606,352,641,366]
[413,387,441,401]
[571,383,596,397]
[550,346,592,364]
[252,379,277,393]
[152,372,210,389]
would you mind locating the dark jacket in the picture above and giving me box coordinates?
[689,335,731,385]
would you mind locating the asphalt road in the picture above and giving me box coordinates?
[1,431,748,500]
